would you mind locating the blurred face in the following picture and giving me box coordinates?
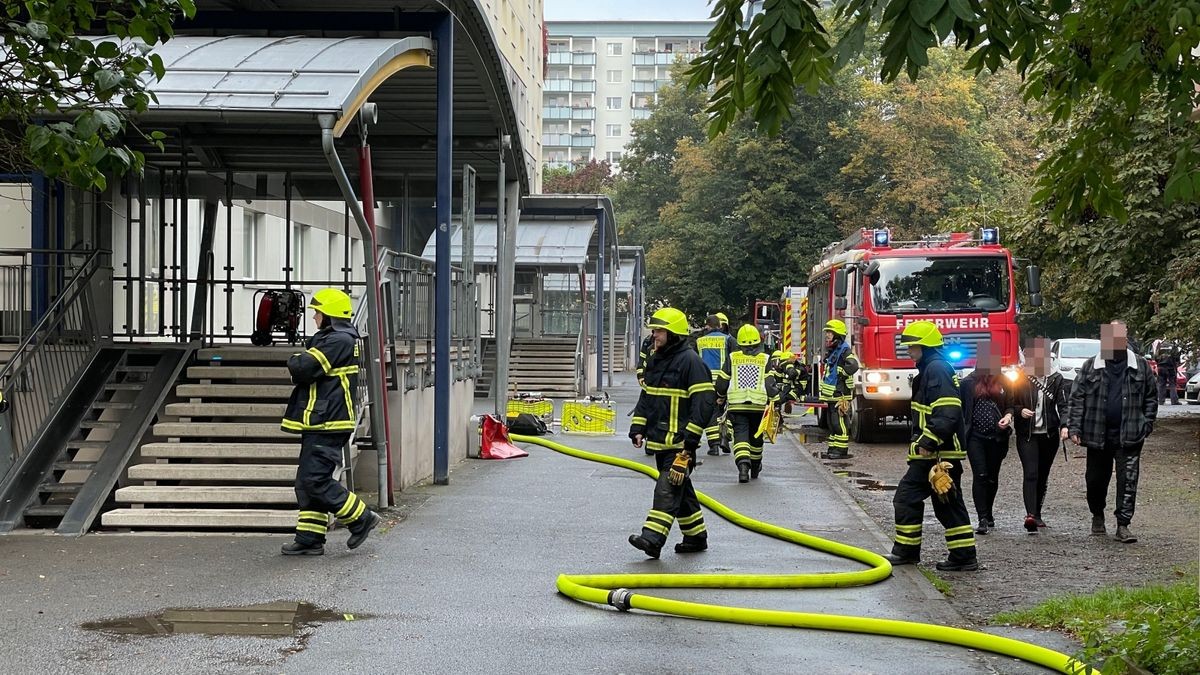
[907,344,923,363]
[824,330,838,348]
[1101,321,1128,358]
[652,327,669,350]
[974,339,1000,374]
[1028,338,1050,376]
[313,310,326,328]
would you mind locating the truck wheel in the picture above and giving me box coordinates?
[850,396,877,444]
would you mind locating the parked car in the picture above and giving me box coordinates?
[1051,338,1101,381]
[1186,371,1200,405]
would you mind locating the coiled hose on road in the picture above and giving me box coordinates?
[509,433,1092,675]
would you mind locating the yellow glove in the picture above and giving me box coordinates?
[667,451,691,486]
[836,399,850,415]
[928,461,954,501]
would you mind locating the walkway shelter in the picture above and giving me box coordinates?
[0,2,531,535]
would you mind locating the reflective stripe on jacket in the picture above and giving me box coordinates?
[282,321,361,434]
[630,337,715,452]
[908,349,964,460]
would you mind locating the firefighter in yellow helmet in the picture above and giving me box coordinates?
[715,324,781,483]
[819,319,859,460]
[280,288,379,556]
[696,313,737,455]
[628,307,716,558]
[885,320,978,572]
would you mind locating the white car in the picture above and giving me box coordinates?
[1051,338,1101,381]
[1186,371,1200,405]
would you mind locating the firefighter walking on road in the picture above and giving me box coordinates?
[885,321,978,572]
[819,319,858,460]
[628,307,716,558]
[280,288,380,556]
[696,314,737,455]
[716,325,780,483]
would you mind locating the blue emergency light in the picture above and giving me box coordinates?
[873,229,890,247]
[948,349,964,361]
[981,227,999,245]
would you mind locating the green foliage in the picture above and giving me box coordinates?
[542,160,615,195]
[993,573,1200,675]
[689,0,1200,225]
[918,567,954,596]
[1009,92,1200,342]
[1,0,195,190]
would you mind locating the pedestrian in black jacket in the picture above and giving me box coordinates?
[1008,337,1071,533]
[961,340,1013,535]
[1067,320,1157,543]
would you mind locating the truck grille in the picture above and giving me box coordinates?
[895,331,994,360]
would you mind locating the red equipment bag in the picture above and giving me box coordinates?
[480,414,528,460]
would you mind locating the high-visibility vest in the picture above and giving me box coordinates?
[727,351,769,406]
[695,332,729,376]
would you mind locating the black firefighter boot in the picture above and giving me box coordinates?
[281,540,325,556]
[737,461,750,484]
[347,511,381,550]
[707,442,720,457]
[628,534,662,559]
[674,536,708,554]
[750,459,762,479]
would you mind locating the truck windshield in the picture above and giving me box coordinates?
[869,256,1010,314]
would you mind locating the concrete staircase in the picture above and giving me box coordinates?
[506,337,578,397]
[474,338,497,398]
[605,335,629,371]
[101,347,308,531]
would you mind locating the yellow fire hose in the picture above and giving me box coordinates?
[509,433,1092,675]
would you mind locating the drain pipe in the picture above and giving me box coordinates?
[320,114,391,509]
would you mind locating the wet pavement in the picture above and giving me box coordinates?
[0,373,1077,673]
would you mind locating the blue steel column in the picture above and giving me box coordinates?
[434,14,453,485]
[594,209,605,391]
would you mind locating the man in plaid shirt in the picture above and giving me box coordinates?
[1065,320,1158,544]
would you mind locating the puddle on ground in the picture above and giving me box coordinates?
[855,478,898,491]
[81,601,368,638]
[833,470,872,479]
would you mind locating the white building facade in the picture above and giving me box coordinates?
[542,21,713,172]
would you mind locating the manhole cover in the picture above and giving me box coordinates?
[81,601,367,637]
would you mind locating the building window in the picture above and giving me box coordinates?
[605,97,622,110]
[606,42,623,56]
[241,211,259,278]
[606,70,622,83]
[606,151,623,164]
[605,124,622,138]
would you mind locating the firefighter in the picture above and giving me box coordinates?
[885,321,978,572]
[280,288,380,556]
[819,319,858,460]
[696,314,737,456]
[715,311,731,334]
[628,307,716,558]
[716,325,780,483]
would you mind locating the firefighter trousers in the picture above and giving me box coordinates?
[891,459,977,562]
[640,450,707,547]
[293,432,371,545]
[704,398,728,447]
[823,399,851,456]
[729,410,764,470]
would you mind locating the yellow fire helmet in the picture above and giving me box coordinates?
[648,307,689,336]
[308,288,353,319]
[823,319,848,337]
[715,312,729,326]
[899,320,944,348]
[737,324,762,346]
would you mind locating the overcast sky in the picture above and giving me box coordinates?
[543,0,714,21]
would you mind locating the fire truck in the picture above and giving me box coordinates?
[801,227,1042,442]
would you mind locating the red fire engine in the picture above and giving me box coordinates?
[803,227,1042,442]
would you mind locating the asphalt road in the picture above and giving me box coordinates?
[0,374,1076,674]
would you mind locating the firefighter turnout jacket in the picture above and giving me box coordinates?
[908,347,965,460]
[630,337,716,452]
[695,329,736,381]
[282,320,361,434]
[819,340,859,401]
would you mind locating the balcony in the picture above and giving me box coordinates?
[571,79,596,93]
[571,134,596,148]
[543,106,596,121]
[632,79,659,93]
[547,52,572,65]
[542,133,572,146]
[572,52,596,65]
[543,160,574,171]
[633,51,703,66]
[631,107,652,120]
[545,79,571,92]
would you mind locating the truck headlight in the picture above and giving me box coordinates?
[866,371,884,384]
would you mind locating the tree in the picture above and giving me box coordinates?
[1010,92,1200,342]
[542,159,615,194]
[688,0,1200,224]
[1,0,195,190]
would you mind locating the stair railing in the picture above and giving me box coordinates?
[0,250,109,468]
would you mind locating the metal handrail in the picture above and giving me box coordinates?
[0,249,108,462]
[574,313,586,396]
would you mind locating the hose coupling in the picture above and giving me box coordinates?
[607,588,634,612]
